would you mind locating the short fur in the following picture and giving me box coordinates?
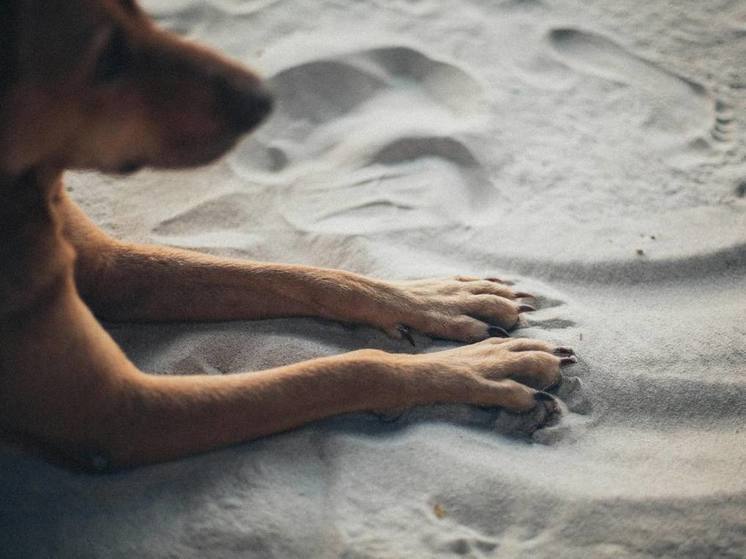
[0,0,569,471]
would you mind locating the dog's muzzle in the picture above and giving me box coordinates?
[215,78,274,134]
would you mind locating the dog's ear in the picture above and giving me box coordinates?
[0,0,19,93]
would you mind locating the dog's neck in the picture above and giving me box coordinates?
[0,166,67,249]
[0,166,73,319]
[0,166,62,207]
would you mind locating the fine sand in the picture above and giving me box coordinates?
[2,0,745,557]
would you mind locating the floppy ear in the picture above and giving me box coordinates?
[0,0,19,92]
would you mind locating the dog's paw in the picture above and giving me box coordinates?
[380,276,537,343]
[493,391,563,437]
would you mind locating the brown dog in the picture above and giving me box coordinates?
[0,0,574,471]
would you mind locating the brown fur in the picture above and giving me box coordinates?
[0,0,568,471]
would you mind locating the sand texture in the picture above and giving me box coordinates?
[2,0,745,557]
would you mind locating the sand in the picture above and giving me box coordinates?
[1,0,745,557]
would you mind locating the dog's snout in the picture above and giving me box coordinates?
[215,76,274,133]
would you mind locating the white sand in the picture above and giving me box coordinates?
[2,0,745,556]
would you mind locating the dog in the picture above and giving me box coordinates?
[0,0,575,472]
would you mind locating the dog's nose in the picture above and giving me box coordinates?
[215,77,274,133]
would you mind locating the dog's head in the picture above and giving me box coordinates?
[0,0,273,175]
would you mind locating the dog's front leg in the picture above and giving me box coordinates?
[2,271,567,471]
[1,185,567,470]
[62,193,535,343]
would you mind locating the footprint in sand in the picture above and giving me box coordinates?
[228,46,499,234]
[546,28,730,147]
[151,193,264,249]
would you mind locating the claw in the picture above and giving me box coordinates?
[488,325,510,338]
[533,391,562,428]
[553,346,575,357]
[398,325,416,347]
[544,375,563,392]
[486,277,514,285]
[514,292,535,299]
[560,356,578,366]
[518,304,536,313]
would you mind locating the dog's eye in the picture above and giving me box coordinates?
[93,28,132,83]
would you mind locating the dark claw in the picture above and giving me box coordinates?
[553,346,575,357]
[488,325,510,338]
[544,376,563,392]
[533,391,562,427]
[398,325,416,347]
[560,356,578,366]
[534,391,556,402]
[514,292,535,299]
[518,304,536,313]
[486,277,514,285]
